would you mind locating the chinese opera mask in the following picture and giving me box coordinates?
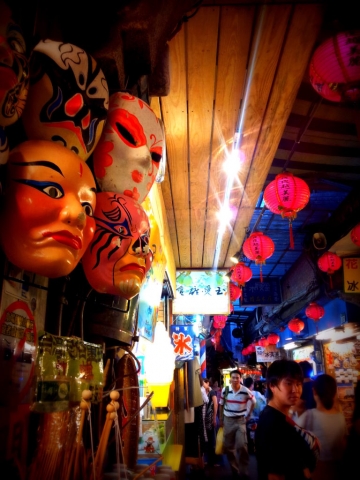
[0,2,29,127]
[93,92,164,203]
[81,192,153,300]
[21,39,109,161]
[0,140,96,278]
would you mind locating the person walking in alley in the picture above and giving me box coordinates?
[255,359,320,480]
[219,370,255,479]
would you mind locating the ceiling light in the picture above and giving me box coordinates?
[283,342,299,350]
[316,323,360,342]
[230,251,242,264]
[224,271,233,283]
[223,149,243,176]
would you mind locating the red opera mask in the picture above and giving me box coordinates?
[0,140,96,277]
[0,2,29,127]
[81,192,153,299]
[21,39,109,161]
[93,92,164,203]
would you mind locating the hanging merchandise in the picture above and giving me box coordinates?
[309,30,360,103]
[350,222,360,247]
[317,251,342,289]
[305,302,325,322]
[243,232,275,282]
[263,172,310,249]
[288,318,305,334]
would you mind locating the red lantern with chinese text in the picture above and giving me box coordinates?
[231,262,253,286]
[305,302,325,322]
[243,232,274,282]
[258,336,269,347]
[263,173,310,249]
[350,223,360,247]
[309,30,360,103]
[267,333,280,345]
[229,282,242,302]
[288,318,305,334]
[317,251,342,288]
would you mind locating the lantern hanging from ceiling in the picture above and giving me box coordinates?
[213,315,227,329]
[305,302,325,322]
[263,172,310,249]
[288,318,305,334]
[317,251,342,289]
[230,303,234,313]
[258,336,269,347]
[267,333,280,345]
[231,262,253,287]
[309,30,360,103]
[247,344,256,354]
[242,347,249,356]
[229,282,242,302]
[350,223,360,247]
[243,232,275,282]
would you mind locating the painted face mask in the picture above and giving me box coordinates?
[81,192,153,300]
[93,92,164,203]
[0,2,29,127]
[21,39,109,161]
[0,140,96,277]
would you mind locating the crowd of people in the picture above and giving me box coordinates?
[192,359,360,480]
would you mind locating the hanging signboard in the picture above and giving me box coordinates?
[242,278,282,305]
[169,325,196,361]
[255,345,282,363]
[343,257,360,294]
[172,269,230,315]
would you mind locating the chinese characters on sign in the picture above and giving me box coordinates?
[172,270,230,315]
[255,345,282,363]
[242,278,282,306]
[169,325,195,361]
[343,257,360,294]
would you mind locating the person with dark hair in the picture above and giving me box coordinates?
[202,378,219,467]
[343,379,360,476]
[255,359,320,480]
[297,373,347,480]
[219,369,255,479]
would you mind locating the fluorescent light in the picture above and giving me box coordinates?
[283,342,298,350]
[285,337,293,341]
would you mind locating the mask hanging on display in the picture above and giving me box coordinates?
[92,92,164,203]
[21,39,109,161]
[0,2,29,129]
[81,192,153,300]
[0,140,97,277]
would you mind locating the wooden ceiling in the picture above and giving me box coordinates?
[150,0,360,274]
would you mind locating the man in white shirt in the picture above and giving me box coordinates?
[219,370,256,479]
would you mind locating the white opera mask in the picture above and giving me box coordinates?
[92,92,164,203]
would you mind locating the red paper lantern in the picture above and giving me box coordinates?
[247,344,256,354]
[242,347,249,356]
[263,173,310,249]
[231,262,253,286]
[267,333,280,345]
[213,315,227,329]
[317,251,342,288]
[258,336,269,347]
[288,318,305,334]
[230,303,234,313]
[350,223,360,247]
[229,282,242,302]
[305,302,325,322]
[309,30,360,103]
[243,232,275,282]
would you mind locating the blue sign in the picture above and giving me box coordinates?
[242,278,282,306]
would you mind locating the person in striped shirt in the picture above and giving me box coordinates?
[219,369,256,479]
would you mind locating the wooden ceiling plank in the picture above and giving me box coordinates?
[187,6,220,267]
[203,5,255,267]
[292,98,360,123]
[161,27,191,267]
[217,4,293,266]
[227,3,324,265]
